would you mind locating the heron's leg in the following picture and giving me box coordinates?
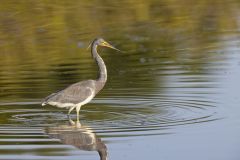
[76,120,81,128]
[68,106,75,115]
[76,105,81,121]
[68,115,81,127]
[68,116,75,126]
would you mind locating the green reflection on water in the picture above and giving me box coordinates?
[0,0,238,101]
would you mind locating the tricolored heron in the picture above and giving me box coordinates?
[42,38,120,120]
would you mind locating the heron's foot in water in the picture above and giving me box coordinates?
[68,116,81,128]
[68,116,75,126]
[76,120,81,128]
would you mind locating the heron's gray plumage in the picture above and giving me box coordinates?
[41,38,119,120]
[42,80,96,106]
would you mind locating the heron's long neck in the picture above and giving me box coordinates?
[91,44,107,84]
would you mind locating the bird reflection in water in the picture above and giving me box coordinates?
[45,118,108,160]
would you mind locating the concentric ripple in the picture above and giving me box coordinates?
[0,93,220,137]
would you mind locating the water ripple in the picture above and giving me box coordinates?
[0,95,220,137]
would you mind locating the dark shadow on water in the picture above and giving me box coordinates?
[44,118,108,160]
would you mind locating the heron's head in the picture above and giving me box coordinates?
[94,38,121,52]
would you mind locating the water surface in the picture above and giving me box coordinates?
[0,1,240,160]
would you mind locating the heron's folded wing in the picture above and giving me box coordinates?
[47,82,94,104]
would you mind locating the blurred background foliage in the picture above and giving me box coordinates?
[0,0,239,101]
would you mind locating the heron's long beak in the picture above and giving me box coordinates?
[104,42,121,52]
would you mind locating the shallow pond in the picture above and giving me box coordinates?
[0,1,240,160]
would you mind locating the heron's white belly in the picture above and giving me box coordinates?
[48,102,76,108]
[48,88,95,109]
